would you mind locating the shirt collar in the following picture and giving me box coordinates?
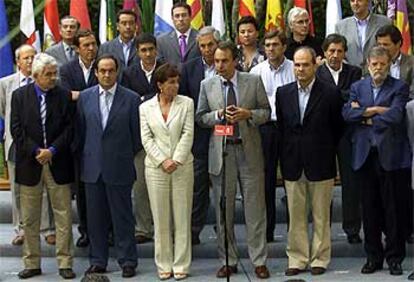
[268,57,287,72]
[19,71,31,81]
[297,78,316,93]
[99,83,117,96]
[220,71,238,86]
[78,57,94,70]
[325,61,343,74]
[140,60,157,74]
[118,36,134,47]
[176,28,191,40]
[202,57,214,69]
[354,13,370,25]
[392,53,402,65]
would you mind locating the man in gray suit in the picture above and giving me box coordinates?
[196,41,270,279]
[98,9,138,76]
[156,2,200,71]
[45,15,80,67]
[335,0,391,70]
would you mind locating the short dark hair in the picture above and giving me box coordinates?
[136,33,157,49]
[264,29,287,45]
[237,16,259,32]
[375,24,403,45]
[153,63,180,92]
[116,9,137,23]
[216,40,239,60]
[73,29,95,47]
[294,46,317,64]
[95,54,119,71]
[171,2,192,17]
[322,33,348,52]
[60,15,80,29]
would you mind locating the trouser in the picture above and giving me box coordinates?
[191,156,210,238]
[8,161,23,235]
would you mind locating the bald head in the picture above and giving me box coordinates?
[15,44,36,77]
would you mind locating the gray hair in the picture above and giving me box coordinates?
[368,45,391,62]
[287,7,309,28]
[197,26,221,42]
[15,44,36,61]
[31,53,58,76]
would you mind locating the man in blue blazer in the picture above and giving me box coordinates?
[76,54,140,278]
[343,46,410,276]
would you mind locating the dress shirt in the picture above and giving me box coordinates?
[19,71,32,87]
[369,81,382,147]
[99,83,117,129]
[202,58,215,79]
[250,58,295,120]
[325,62,343,85]
[175,28,191,45]
[63,42,74,61]
[390,53,402,79]
[297,78,316,123]
[354,14,370,49]
[140,60,156,83]
[79,58,94,83]
[119,37,134,64]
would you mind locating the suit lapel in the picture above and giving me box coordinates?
[184,29,197,58]
[170,31,181,58]
[236,72,246,106]
[303,80,323,122]
[150,96,169,131]
[73,61,87,89]
[105,87,124,130]
[320,64,336,86]
[338,64,349,89]
[166,97,183,127]
[400,54,410,82]
[114,39,126,66]
[364,16,377,53]
[374,77,392,106]
[212,78,224,109]
[127,38,137,64]
[58,42,68,63]
[288,84,301,124]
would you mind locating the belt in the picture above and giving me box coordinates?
[226,138,243,145]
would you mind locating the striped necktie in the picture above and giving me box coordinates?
[39,93,47,147]
[101,91,113,129]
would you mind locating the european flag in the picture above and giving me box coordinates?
[0,0,13,78]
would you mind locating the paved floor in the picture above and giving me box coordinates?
[0,257,412,282]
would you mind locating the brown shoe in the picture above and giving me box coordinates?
[11,235,24,245]
[285,268,304,276]
[255,265,270,279]
[311,267,326,275]
[45,234,56,245]
[216,265,238,278]
[135,235,152,244]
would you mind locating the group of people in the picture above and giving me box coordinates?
[1,0,413,280]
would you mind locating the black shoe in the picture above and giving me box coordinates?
[18,268,42,279]
[85,265,106,274]
[407,234,414,244]
[408,271,414,280]
[361,261,383,274]
[192,235,200,245]
[389,262,403,275]
[266,233,274,243]
[122,266,136,278]
[347,234,362,244]
[59,268,76,279]
[76,234,89,248]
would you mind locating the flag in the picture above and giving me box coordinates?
[154,0,174,36]
[211,0,225,37]
[20,0,41,52]
[239,0,255,18]
[99,0,107,44]
[187,0,203,30]
[107,0,116,40]
[123,0,142,35]
[394,0,412,54]
[294,0,315,36]
[265,0,284,32]
[387,0,396,19]
[325,0,342,36]
[141,0,154,33]
[0,0,13,78]
[70,0,91,29]
[43,0,61,50]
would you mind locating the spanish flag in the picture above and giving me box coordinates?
[239,0,255,18]
[187,0,204,30]
[394,0,412,54]
[265,0,284,32]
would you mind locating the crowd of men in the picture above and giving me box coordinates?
[0,0,413,280]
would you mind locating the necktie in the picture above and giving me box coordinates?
[101,91,113,129]
[224,80,240,138]
[39,93,47,147]
[67,47,74,60]
[22,77,31,86]
[179,34,187,62]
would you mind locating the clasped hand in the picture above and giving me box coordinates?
[219,105,251,123]
[36,149,53,165]
[162,159,181,174]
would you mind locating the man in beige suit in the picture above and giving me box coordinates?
[0,45,55,246]
[196,41,271,279]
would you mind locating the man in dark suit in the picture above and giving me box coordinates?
[45,15,80,67]
[11,53,75,279]
[276,47,343,276]
[179,26,219,245]
[60,28,98,248]
[316,34,363,244]
[120,32,161,244]
[98,9,138,76]
[77,54,139,278]
[343,46,410,276]
[156,2,200,71]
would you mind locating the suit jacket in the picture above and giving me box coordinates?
[195,72,270,176]
[400,53,414,99]
[10,84,74,185]
[98,37,137,71]
[276,78,343,181]
[316,63,362,103]
[335,13,391,68]
[45,42,76,68]
[179,57,211,157]
[0,73,26,161]
[156,29,200,71]
[342,76,411,171]
[76,84,141,185]
[405,100,414,189]
[59,58,98,91]
[140,95,194,168]
[120,59,162,101]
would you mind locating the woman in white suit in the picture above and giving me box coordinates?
[140,63,194,280]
